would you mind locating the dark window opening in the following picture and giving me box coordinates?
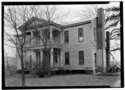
[79,51,84,65]
[33,31,40,44]
[65,52,70,65]
[54,54,58,63]
[33,31,40,37]
[54,50,58,63]
[64,31,69,43]
[53,29,60,37]
[25,32,31,35]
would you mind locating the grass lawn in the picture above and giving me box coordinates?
[5,74,120,87]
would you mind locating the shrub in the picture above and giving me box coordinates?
[36,66,46,78]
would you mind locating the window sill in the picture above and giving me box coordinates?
[64,42,69,44]
[78,40,84,42]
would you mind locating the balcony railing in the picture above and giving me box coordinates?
[24,37,61,48]
[24,29,62,49]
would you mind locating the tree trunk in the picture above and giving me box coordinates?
[46,50,50,76]
[43,48,50,77]
[20,48,25,87]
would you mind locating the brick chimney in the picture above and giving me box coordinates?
[96,8,106,73]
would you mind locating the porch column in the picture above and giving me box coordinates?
[92,52,96,75]
[40,50,43,65]
[31,31,33,46]
[50,28,53,44]
[23,51,26,68]
[50,48,54,68]
[17,55,21,70]
[60,50,63,67]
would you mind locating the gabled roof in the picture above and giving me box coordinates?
[18,17,63,30]
[18,17,91,31]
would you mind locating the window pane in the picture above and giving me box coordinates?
[78,28,84,41]
[33,31,39,36]
[78,28,83,37]
[64,31,69,43]
[25,32,31,36]
[79,37,84,41]
[33,31,40,44]
[79,51,84,65]
[65,52,70,65]
[54,53,58,63]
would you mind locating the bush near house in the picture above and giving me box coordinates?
[5,65,17,77]
[107,65,120,73]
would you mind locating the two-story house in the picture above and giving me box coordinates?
[16,8,106,73]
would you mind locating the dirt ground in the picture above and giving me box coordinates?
[5,74,120,87]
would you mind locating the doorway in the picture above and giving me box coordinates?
[53,48,61,68]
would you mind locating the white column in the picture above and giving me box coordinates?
[92,54,96,75]
[40,30,42,45]
[17,55,21,70]
[60,50,63,67]
[50,48,54,68]
[50,28,53,45]
[31,31,33,46]
[91,45,96,75]
[40,50,43,65]
[58,52,60,67]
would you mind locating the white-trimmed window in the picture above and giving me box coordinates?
[79,51,84,65]
[64,31,69,43]
[65,52,70,65]
[78,28,84,42]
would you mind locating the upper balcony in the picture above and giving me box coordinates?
[24,28,62,50]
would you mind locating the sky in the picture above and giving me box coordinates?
[4,2,120,62]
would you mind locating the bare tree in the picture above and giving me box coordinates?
[4,6,34,86]
[78,5,120,40]
[78,5,120,67]
[29,5,69,76]
[105,6,120,40]
[78,5,120,48]
[78,5,98,20]
[16,5,69,77]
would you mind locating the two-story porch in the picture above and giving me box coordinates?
[23,27,63,71]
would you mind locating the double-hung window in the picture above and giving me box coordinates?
[79,51,84,65]
[78,28,84,42]
[64,31,69,43]
[65,52,70,65]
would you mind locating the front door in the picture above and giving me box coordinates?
[53,48,60,68]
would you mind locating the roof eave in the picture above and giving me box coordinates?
[63,20,91,28]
